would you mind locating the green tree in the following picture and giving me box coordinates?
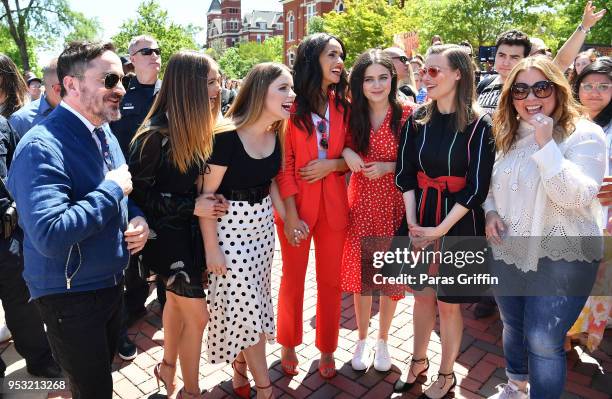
[112,0,199,73]
[554,0,611,46]
[321,0,417,66]
[218,36,283,79]
[0,24,37,71]
[307,16,325,35]
[0,0,101,71]
[401,0,556,54]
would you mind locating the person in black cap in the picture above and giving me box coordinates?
[24,72,42,101]
[109,34,163,362]
[120,56,135,88]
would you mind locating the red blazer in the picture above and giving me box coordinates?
[276,95,350,231]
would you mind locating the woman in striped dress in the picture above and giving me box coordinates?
[393,44,495,398]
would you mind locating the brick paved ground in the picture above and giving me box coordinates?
[1,242,611,398]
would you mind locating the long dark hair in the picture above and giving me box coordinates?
[0,53,28,117]
[349,50,403,154]
[292,33,349,135]
[573,57,611,128]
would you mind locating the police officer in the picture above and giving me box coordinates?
[109,34,162,361]
[0,115,61,378]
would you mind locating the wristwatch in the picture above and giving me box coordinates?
[577,24,590,34]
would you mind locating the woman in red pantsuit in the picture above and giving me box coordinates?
[275,33,350,379]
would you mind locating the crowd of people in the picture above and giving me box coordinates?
[0,1,609,399]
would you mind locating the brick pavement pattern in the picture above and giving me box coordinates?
[1,242,610,398]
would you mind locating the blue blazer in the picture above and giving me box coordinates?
[8,105,143,299]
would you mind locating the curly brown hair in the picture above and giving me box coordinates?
[492,56,584,154]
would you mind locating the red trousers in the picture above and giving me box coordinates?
[276,198,345,353]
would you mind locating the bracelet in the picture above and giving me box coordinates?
[577,24,590,34]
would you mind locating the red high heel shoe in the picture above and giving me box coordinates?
[232,358,251,399]
[318,354,336,379]
[153,358,179,396]
[280,347,299,376]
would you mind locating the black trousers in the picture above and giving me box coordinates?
[35,283,123,399]
[124,256,149,317]
[0,244,54,377]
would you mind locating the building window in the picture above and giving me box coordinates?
[306,3,316,25]
[335,0,345,12]
[288,51,296,67]
[287,13,294,41]
[257,34,262,44]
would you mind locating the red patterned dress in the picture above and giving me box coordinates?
[341,105,411,297]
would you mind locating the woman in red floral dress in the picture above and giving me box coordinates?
[341,49,412,372]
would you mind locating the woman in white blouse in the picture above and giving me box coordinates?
[484,56,606,399]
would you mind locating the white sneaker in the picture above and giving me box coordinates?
[351,339,372,371]
[488,381,529,399]
[0,324,11,343]
[373,339,392,372]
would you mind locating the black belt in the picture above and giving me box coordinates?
[226,185,270,205]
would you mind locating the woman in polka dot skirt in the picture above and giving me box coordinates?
[341,50,412,373]
[201,63,295,399]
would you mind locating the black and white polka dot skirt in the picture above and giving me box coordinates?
[206,196,276,364]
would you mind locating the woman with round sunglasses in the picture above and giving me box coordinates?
[129,51,225,399]
[394,44,495,398]
[275,33,350,379]
[341,49,412,372]
[484,56,605,399]
[565,57,612,353]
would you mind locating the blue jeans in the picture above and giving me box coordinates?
[491,257,597,398]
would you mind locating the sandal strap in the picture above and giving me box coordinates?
[162,358,176,369]
[433,372,456,389]
[256,383,272,390]
[232,360,249,380]
[409,357,429,378]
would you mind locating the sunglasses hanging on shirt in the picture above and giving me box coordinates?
[317,119,329,150]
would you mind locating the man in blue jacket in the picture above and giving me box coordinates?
[7,41,149,399]
[9,58,62,137]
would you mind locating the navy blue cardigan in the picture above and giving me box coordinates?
[8,105,144,299]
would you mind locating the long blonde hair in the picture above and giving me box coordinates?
[215,62,290,151]
[132,51,220,172]
[417,44,480,133]
[493,56,583,154]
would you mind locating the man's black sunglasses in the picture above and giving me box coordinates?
[72,73,123,89]
[102,73,123,89]
[391,56,409,63]
[131,47,161,56]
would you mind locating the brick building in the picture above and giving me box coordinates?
[206,1,283,51]
[240,11,284,44]
[282,0,345,66]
